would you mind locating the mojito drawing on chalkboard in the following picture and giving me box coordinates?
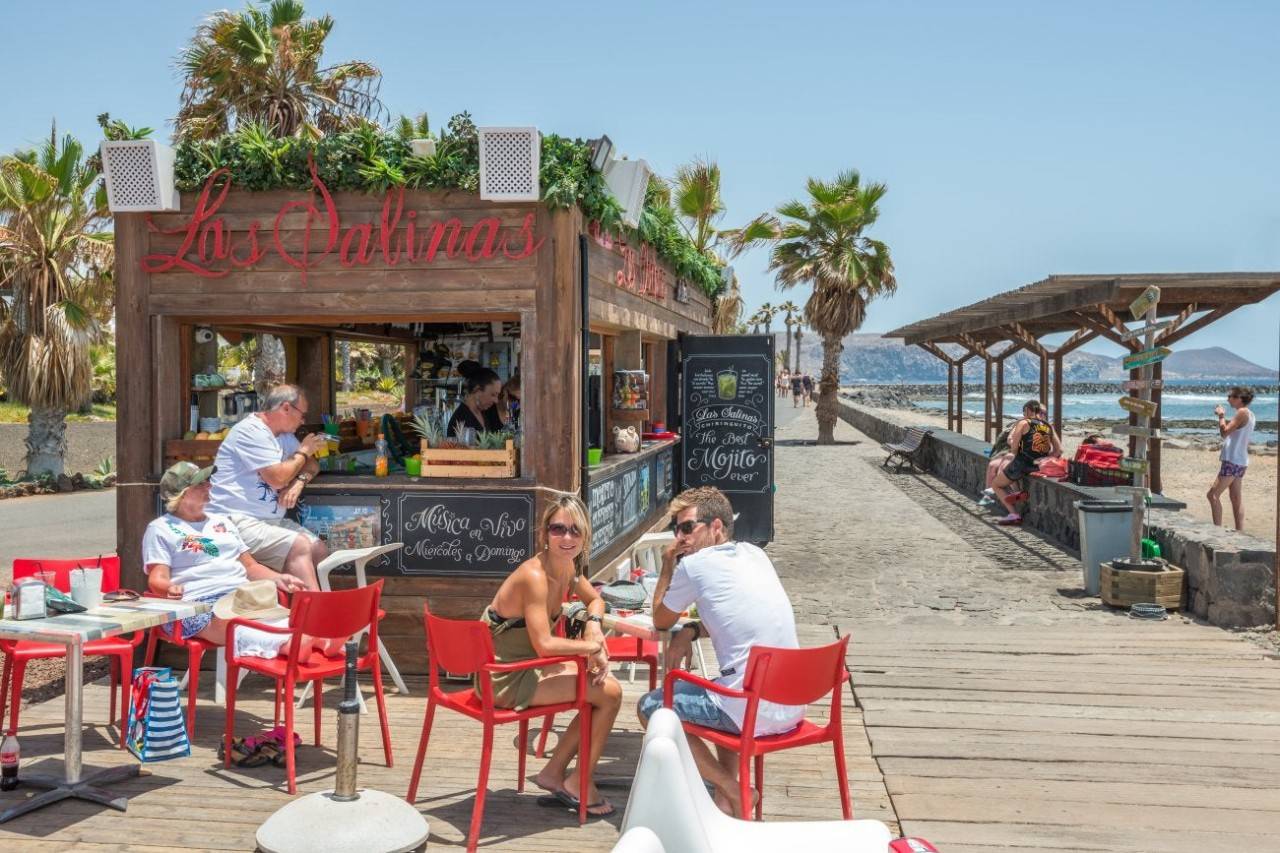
[716,368,738,400]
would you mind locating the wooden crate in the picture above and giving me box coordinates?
[420,439,517,478]
[1100,560,1185,610]
[163,439,223,467]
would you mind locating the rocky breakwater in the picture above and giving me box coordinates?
[839,386,920,409]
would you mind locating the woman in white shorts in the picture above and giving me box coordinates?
[143,461,329,658]
[1207,387,1256,531]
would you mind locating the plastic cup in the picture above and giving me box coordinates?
[34,570,57,590]
[588,448,603,466]
[405,457,422,477]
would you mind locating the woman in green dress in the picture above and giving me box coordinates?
[480,494,621,816]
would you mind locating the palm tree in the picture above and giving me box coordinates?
[793,323,804,374]
[758,302,776,335]
[731,171,895,443]
[777,300,799,378]
[0,128,113,476]
[673,159,725,255]
[746,308,764,334]
[175,0,384,140]
[712,271,744,334]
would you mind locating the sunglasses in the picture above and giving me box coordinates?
[548,522,583,538]
[672,518,709,536]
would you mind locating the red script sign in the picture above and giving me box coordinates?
[141,159,544,281]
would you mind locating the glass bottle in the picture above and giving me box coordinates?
[1,733,19,791]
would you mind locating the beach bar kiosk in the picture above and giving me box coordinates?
[107,131,714,671]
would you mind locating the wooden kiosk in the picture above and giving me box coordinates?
[113,172,712,672]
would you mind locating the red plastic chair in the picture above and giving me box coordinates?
[143,600,218,738]
[534,632,656,758]
[223,582,392,794]
[663,635,853,821]
[407,601,591,852]
[0,556,139,747]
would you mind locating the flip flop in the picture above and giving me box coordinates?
[536,788,615,817]
[997,515,1023,526]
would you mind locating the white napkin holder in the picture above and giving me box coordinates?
[13,579,48,620]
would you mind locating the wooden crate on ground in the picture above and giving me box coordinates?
[420,439,517,478]
[163,439,222,467]
[1100,560,1185,610]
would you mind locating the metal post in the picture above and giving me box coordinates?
[331,641,360,802]
[65,639,83,784]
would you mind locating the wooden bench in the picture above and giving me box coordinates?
[882,427,931,472]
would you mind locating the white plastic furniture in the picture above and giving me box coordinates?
[295,543,408,712]
[621,531,708,678]
[620,708,893,853]
[611,826,667,853]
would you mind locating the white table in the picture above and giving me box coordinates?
[0,598,210,823]
[561,604,696,686]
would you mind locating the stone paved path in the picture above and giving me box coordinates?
[770,407,1110,628]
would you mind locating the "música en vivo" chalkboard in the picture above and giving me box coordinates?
[394,491,534,576]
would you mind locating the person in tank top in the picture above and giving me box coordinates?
[1207,386,1256,531]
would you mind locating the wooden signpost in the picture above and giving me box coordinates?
[1128,286,1162,319]
[1121,378,1164,391]
[1119,286,1161,562]
[1122,347,1172,371]
[1117,396,1160,418]
[1119,320,1174,342]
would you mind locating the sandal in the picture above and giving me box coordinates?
[218,736,273,768]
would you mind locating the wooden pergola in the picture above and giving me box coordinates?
[886,273,1280,493]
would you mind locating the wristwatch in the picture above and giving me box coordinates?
[585,614,603,625]
[296,473,312,483]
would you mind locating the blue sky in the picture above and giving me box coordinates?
[5,0,1279,367]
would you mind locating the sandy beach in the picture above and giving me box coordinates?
[847,395,1277,541]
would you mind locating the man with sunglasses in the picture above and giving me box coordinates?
[636,486,802,818]
[208,384,327,590]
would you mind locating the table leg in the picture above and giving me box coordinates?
[0,642,137,823]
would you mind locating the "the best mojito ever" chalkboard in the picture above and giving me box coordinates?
[682,354,771,493]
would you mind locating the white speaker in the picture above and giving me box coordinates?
[603,158,652,228]
[100,140,180,212]
[478,127,540,202]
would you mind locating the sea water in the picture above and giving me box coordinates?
[912,382,1278,442]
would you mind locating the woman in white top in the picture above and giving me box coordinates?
[1207,387,1256,531]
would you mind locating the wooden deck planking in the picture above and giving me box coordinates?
[847,621,1280,852]
[0,623,890,849]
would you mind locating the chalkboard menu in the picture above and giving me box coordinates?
[589,453,662,558]
[682,353,772,494]
[655,447,674,502]
[394,491,535,576]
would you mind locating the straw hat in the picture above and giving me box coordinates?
[213,580,290,622]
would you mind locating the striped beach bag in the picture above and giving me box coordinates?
[126,667,190,762]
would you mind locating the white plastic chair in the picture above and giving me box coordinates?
[621,708,893,853]
[611,826,667,853]
[294,543,408,712]
[625,532,709,678]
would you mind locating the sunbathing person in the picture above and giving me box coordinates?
[480,494,622,816]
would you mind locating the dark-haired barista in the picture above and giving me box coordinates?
[446,361,504,439]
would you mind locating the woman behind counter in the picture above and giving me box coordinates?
[446,361,504,439]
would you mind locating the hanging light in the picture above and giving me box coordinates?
[588,135,614,172]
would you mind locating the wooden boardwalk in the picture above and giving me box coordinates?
[846,619,1280,852]
[0,625,891,850]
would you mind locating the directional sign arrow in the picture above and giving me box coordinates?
[1128,286,1161,320]
[1122,347,1172,371]
[1121,379,1164,391]
[1119,457,1149,474]
[1112,425,1163,439]
[1118,396,1160,418]
[1119,320,1174,342]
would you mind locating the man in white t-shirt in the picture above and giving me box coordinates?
[636,486,803,818]
[207,384,327,589]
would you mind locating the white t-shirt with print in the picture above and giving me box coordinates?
[207,415,300,519]
[663,541,804,736]
[141,512,249,599]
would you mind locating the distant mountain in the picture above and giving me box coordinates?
[791,334,1278,383]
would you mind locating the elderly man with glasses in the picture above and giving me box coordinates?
[635,485,802,818]
[207,383,327,590]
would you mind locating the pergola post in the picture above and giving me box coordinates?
[995,358,1005,435]
[1038,350,1049,409]
[1050,354,1064,436]
[984,356,994,442]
